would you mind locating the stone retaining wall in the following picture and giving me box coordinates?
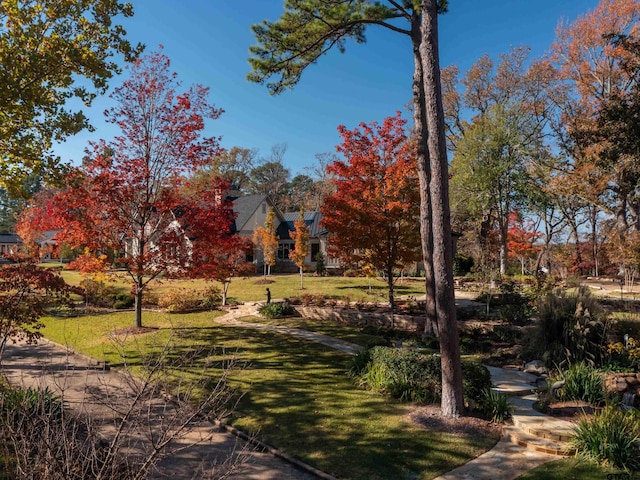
[604,372,640,401]
[294,306,425,332]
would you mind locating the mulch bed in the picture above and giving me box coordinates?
[111,326,158,336]
[408,405,502,437]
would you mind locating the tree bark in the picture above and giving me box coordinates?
[135,278,143,329]
[419,0,464,417]
[387,264,395,311]
[222,281,230,306]
[410,12,437,339]
[499,220,509,275]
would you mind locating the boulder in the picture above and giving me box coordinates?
[616,380,630,393]
[523,360,547,376]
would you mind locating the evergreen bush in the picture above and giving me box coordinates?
[258,302,297,319]
[355,347,491,409]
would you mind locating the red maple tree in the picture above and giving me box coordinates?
[15,188,63,259]
[507,212,542,275]
[0,257,73,360]
[54,50,233,328]
[321,113,421,309]
[178,179,253,306]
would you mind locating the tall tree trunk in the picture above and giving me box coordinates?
[499,215,509,275]
[499,239,509,275]
[411,13,437,338]
[567,220,583,274]
[420,0,464,417]
[616,197,628,233]
[589,206,599,277]
[387,264,395,311]
[135,277,143,328]
[299,266,304,289]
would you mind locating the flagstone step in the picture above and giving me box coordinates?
[502,425,575,456]
[509,396,577,443]
[486,365,541,397]
[511,414,576,443]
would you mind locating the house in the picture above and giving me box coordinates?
[0,233,21,258]
[279,211,339,271]
[230,193,336,272]
[37,230,63,260]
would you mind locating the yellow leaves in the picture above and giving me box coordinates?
[289,211,309,268]
[607,337,640,362]
[253,207,279,268]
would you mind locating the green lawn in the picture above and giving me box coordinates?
[57,270,427,304]
[237,314,390,346]
[516,458,624,479]
[40,310,498,480]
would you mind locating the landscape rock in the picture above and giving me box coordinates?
[523,360,547,376]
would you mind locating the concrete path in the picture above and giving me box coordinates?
[216,302,360,354]
[1,339,321,480]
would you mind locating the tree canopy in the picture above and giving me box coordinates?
[0,0,142,195]
[322,113,421,309]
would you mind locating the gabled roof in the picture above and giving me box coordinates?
[232,194,284,233]
[39,229,62,245]
[281,211,327,239]
[0,233,21,244]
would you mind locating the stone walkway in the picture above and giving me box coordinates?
[433,367,574,480]
[0,299,577,480]
[219,301,575,480]
[216,302,360,355]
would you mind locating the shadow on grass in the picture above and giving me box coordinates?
[44,315,499,480]
[157,326,498,480]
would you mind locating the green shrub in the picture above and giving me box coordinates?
[113,292,134,309]
[524,287,608,367]
[0,386,64,421]
[315,251,326,276]
[453,254,474,276]
[570,406,640,471]
[346,348,372,377]
[258,302,297,319]
[462,361,492,408]
[482,389,512,423]
[355,347,491,408]
[200,285,222,308]
[550,363,605,405]
[158,287,220,313]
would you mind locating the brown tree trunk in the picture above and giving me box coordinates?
[410,13,438,339]
[499,219,509,275]
[419,0,464,417]
[135,278,143,328]
[222,281,230,306]
[387,266,395,311]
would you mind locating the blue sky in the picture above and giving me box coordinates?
[54,0,601,176]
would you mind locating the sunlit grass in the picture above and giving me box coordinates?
[57,270,427,304]
[39,310,498,480]
[516,458,624,479]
